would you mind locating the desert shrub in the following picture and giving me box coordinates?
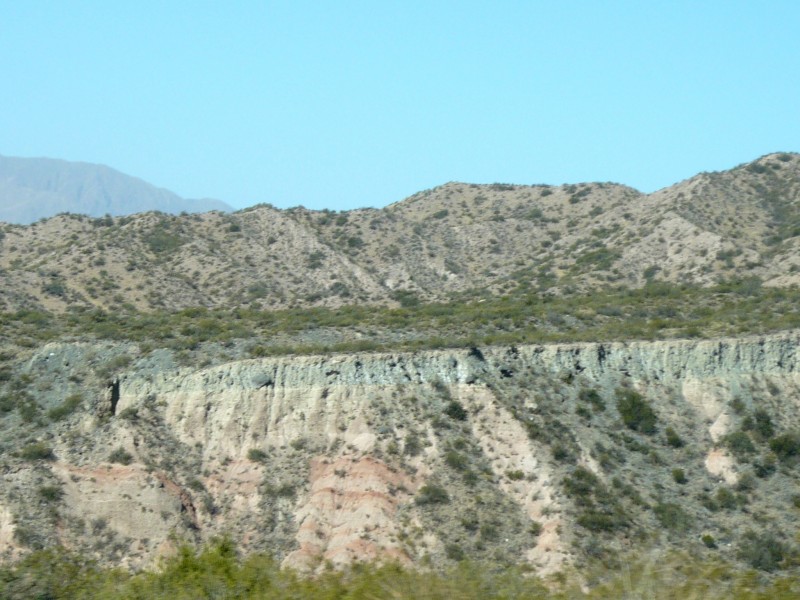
[187,478,206,492]
[444,400,467,421]
[754,454,777,478]
[671,468,687,484]
[551,443,574,463]
[445,543,465,561]
[247,448,268,463]
[579,387,605,411]
[769,431,800,462]
[738,530,791,572]
[415,484,449,505]
[616,388,657,434]
[19,442,55,461]
[47,393,83,421]
[0,394,15,413]
[108,447,133,465]
[653,502,692,533]
[563,467,628,532]
[715,487,738,510]
[723,430,756,459]
[444,450,468,471]
[529,521,543,537]
[744,408,775,440]
[665,426,685,448]
[118,407,139,421]
[263,482,296,499]
[403,433,422,457]
[38,485,63,502]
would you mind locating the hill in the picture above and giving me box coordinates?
[0,152,798,313]
[1,152,800,588]
[0,155,232,224]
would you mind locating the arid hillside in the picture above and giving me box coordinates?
[1,153,800,583]
[1,333,799,577]
[1,152,799,313]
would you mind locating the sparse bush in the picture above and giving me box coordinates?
[746,408,775,440]
[579,387,605,411]
[403,433,422,457]
[47,393,83,421]
[754,454,777,478]
[715,487,737,510]
[415,484,449,505]
[671,468,687,484]
[444,400,467,421]
[738,530,791,571]
[108,447,133,465]
[665,426,685,448]
[506,470,524,481]
[770,431,800,462]
[19,442,55,461]
[653,502,692,533]
[616,388,657,434]
[38,485,63,502]
[723,430,755,459]
[118,407,139,421]
[529,521,543,537]
[444,450,468,471]
[445,543,465,561]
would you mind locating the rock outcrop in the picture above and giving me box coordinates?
[2,332,799,572]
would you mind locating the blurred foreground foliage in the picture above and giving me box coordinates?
[1,540,799,600]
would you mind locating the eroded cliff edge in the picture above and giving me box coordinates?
[2,332,799,573]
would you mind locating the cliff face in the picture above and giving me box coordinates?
[1,333,799,572]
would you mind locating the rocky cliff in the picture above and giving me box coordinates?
[1,331,799,573]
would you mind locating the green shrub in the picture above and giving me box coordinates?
[247,448,268,463]
[653,502,692,533]
[118,407,139,421]
[38,485,63,502]
[769,431,800,462]
[738,530,791,572]
[47,393,83,421]
[665,426,685,448]
[415,484,449,505]
[579,388,605,411]
[672,468,687,484]
[444,450,468,471]
[715,487,738,510]
[444,401,467,421]
[723,430,755,459]
[529,521,543,537]
[749,409,775,440]
[19,442,55,461]
[444,543,465,561]
[616,388,657,434]
[108,447,133,465]
[403,433,422,457]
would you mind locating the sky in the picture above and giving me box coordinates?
[1,1,799,211]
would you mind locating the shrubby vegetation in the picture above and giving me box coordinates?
[2,281,800,360]
[1,540,799,599]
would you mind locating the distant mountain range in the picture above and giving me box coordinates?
[0,155,232,224]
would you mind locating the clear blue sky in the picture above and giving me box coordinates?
[2,1,798,210]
